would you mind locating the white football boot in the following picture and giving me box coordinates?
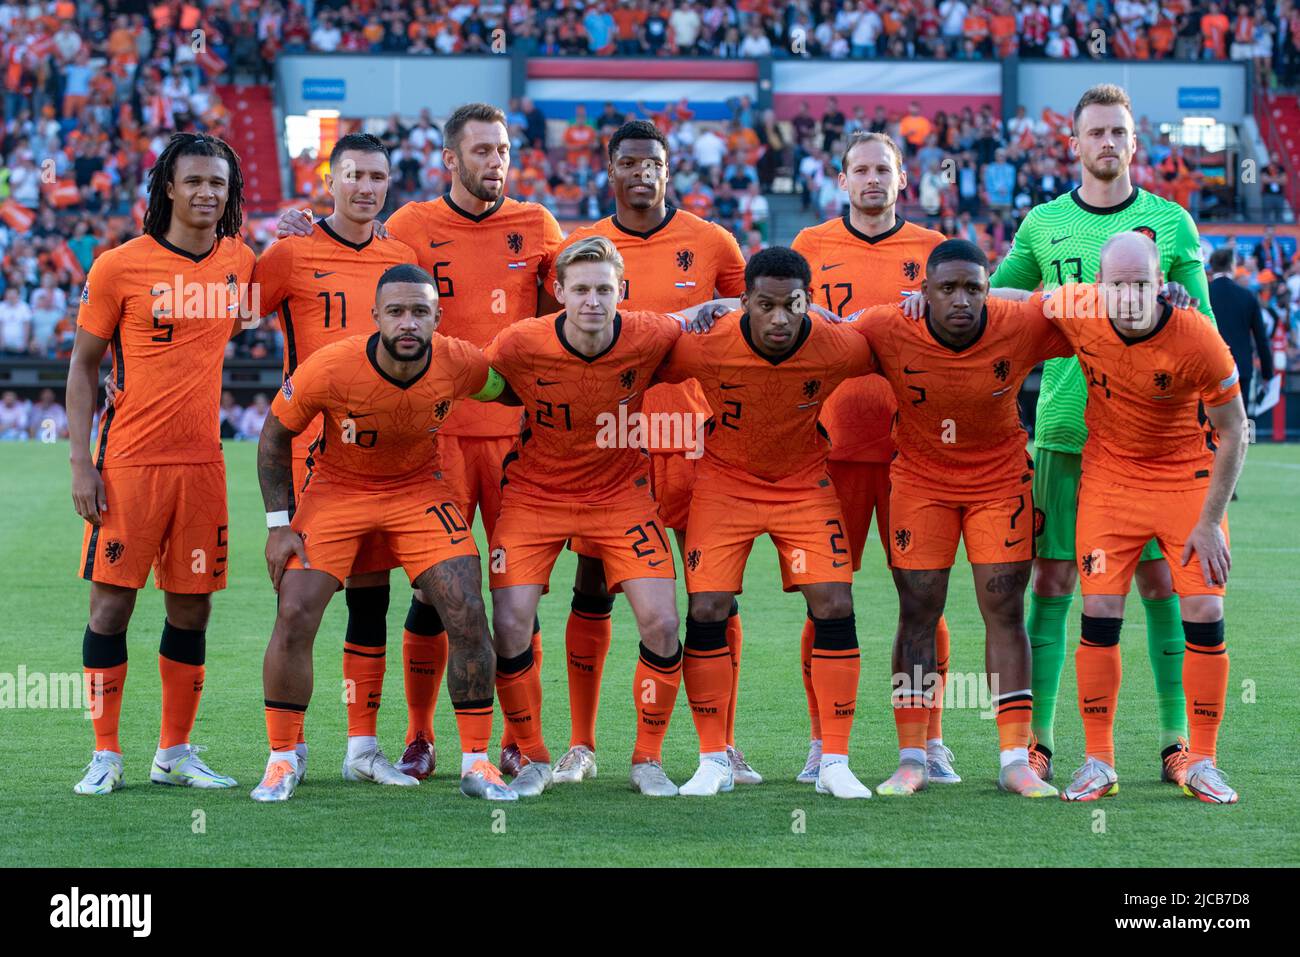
[679,755,734,796]
[151,744,237,788]
[74,750,124,796]
[552,745,597,784]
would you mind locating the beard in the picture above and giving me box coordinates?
[851,189,893,214]
[459,164,503,203]
[1084,153,1128,182]
[380,332,431,363]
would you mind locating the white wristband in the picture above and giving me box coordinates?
[267,510,291,529]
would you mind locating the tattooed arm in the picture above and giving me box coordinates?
[257,411,309,589]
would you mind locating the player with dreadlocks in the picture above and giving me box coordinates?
[68,132,255,795]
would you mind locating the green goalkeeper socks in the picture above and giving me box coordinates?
[1027,592,1074,755]
[1142,595,1187,748]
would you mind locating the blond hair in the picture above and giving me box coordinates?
[840,131,904,176]
[554,235,626,285]
[1072,84,1134,130]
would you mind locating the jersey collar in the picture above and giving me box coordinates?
[444,193,505,223]
[555,312,622,363]
[841,213,905,245]
[153,233,217,263]
[612,205,676,240]
[316,218,373,252]
[924,304,989,353]
[740,312,812,365]
[1109,298,1173,346]
[366,332,431,389]
[1069,186,1140,216]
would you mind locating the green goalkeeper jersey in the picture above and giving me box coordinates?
[990,186,1214,454]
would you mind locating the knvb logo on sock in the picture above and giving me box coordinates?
[0,668,103,719]
[890,666,1001,718]
[50,887,151,937]
[595,407,710,460]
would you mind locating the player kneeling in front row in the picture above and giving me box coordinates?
[847,240,1065,798]
[662,247,877,798]
[1046,233,1247,804]
[251,264,518,802]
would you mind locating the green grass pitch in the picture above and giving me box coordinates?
[2,440,1297,867]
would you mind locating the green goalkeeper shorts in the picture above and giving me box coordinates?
[1033,447,1162,562]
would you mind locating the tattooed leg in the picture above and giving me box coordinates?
[972,560,1033,693]
[891,567,951,701]
[414,556,497,705]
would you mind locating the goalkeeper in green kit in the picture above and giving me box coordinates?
[989,84,1215,785]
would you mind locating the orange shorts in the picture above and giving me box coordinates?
[827,459,891,571]
[287,476,479,585]
[441,434,513,539]
[80,462,229,593]
[683,486,852,594]
[1076,478,1228,597]
[490,484,675,592]
[889,487,1035,569]
[650,450,697,531]
[292,448,397,579]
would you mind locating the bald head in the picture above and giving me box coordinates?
[1098,231,1164,335]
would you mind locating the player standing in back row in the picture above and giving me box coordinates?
[539,121,755,787]
[791,132,957,786]
[279,104,564,780]
[989,84,1216,785]
[67,133,255,794]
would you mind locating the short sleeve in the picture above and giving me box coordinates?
[710,223,747,297]
[537,208,566,281]
[482,325,514,374]
[1018,294,1073,360]
[841,327,878,377]
[76,250,124,339]
[383,203,422,253]
[655,328,700,384]
[271,352,329,433]
[1195,327,1241,407]
[447,337,491,400]
[251,238,295,316]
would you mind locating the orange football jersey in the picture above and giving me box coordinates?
[484,310,684,501]
[254,220,419,377]
[271,332,490,491]
[792,215,944,463]
[854,296,1072,501]
[1046,289,1241,490]
[385,195,564,438]
[545,207,747,450]
[658,310,876,501]
[77,234,256,467]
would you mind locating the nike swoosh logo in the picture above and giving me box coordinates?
[832,560,848,568]
[91,771,109,786]
[1083,696,1106,704]
[429,240,454,248]
[367,692,381,698]
[992,387,1011,397]
[904,366,927,375]
[821,263,843,271]
[314,270,335,278]
[719,382,744,390]
[833,700,854,708]
[450,536,469,545]
[1079,346,1099,357]
[1030,643,1051,649]
[346,410,373,418]
[212,568,225,578]
[1004,538,1024,547]
[1193,700,1218,707]
[505,708,527,716]
[570,654,594,660]
[409,660,435,666]
[647,559,667,567]
[1049,236,1070,245]
[536,378,560,386]
[1163,650,1182,656]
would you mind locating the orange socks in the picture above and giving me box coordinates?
[891,686,931,756]
[1183,619,1229,765]
[158,622,205,749]
[809,614,860,756]
[632,641,682,764]
[927,615,950,741]
[724,600,743,747]
[800,616,822,741]
[83,627,127,753]
[565,590,614,750]
[1077,615,1123,766]
[683,617,732,754]
[265,699,307,753]
[451,698,493,758]
[496,644,549,763]
[342,585,388,738]
[402,597,448,745]
[995,690,1033,753]
[501,619,542,751]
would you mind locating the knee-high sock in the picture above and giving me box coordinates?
[810,614,860,756]
[158,621,205,749]
[501,618,542,750]
[1143,595,1187,748]
[800,615,821,741]
[1077,615,1123,767]
[495,644,548,763]
[892,686,931,756]
[995,689,1033,756]
[566,590,614,750]
[926,615,950,742]
[84,626,127,754]
[684,617,732,754]
[265,699,307,753]
[402,597,447,745]
[343,585,388,738]
[451,697,493,758]
[1028,592,1073,755]
[1183,619,1229,765]
[632,641,682,764]
[724,599,743,748]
